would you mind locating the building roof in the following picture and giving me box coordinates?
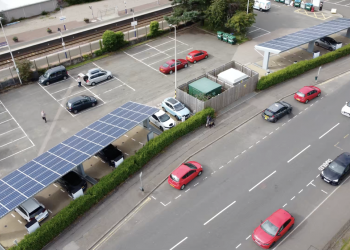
[189,78,221,93]
[0,0,52,12]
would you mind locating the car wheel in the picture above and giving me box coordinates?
[198,171,202,176]
[91,82,96,86]
[180,184,186,190]
[305,99,309,104]
[169,70,173,74]
[317,93,321,97]
[63,76,67,80]
[272,118,277,123]
[269,242,275,249]
[287,109,292,114]
[184,64,188,68]
[92,102,96,107]
[107,75,112,80]
[176,115,181,121]
[194,60,197,64]
[288,224,294,231]
[160,126,164,131]
[329,47,334,51]
[315,42,319,46]
[205,55,208,59]
[73,110,78,114]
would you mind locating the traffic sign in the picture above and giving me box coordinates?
[131,21,137,26]
[59,16,66,21]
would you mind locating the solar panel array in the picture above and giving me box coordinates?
[256,18,350,53]
[0,102,158,219]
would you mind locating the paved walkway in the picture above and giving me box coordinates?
[0,0,169,47]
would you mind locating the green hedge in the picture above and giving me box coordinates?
[10,107,214,250]
[257,43,350,90]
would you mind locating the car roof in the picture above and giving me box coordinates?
[334,152,350,166]
[20,198,41,213]
[267,209,291,227]
[165,97,179,105]
[67,95,88,103]
[155,110,166,117]
[268,102,284,112]
[172,164,190,177]
[88,68,100,74]
[299,86,314,94]
[189,50,200,55]
[165,59,176,64]
[47,65,65,73]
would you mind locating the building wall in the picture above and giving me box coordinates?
[1,0,57,21]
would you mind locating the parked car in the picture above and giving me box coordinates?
[262,101,292,123]
[56,171,87,196]
[253,0,271,11]
[66,95,97,113]
[159,59,188,74]
[341,101,350,117]
[15,198,49,223]
[161,97,190,121]
[96,144,124,168]
[39,65,68,85]
[186,50,208,63]
[149,110,175,131]
[315,37,340,51]
[321,152,350,185]
[294,86,321,104]
[168,161,202,190]
[81,68,112,86]
[252,209,294,249]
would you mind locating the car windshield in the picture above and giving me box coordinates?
[170,174,179,182]
[158,114,170,122]
[43,72,49,78]
[260,220,278,237]
[84,96,91,101]
[174,103,185,111]
[264,109,274,116]
[296,92,305,97]
[347,102,350,107]
[328,161,345,175]
[163,63,169,68]
[327,38,336,44]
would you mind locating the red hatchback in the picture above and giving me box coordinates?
[252,209,294,249]
[186,50,208,63]
[294,86,321,104]
[168,161,202,190]
[159,59,188,74]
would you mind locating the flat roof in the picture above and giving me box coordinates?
[0,0,52,12]
[189,78,221,92]
[255,18,350,54]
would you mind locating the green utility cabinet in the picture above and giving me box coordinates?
[217,31,223,40]
[223,33,229,42]
[188,78,222,97]
[305,3,313,10]
[279,0,285,3]
[294,0,301,7]
[274,0,280,2]
[227,35,236,45]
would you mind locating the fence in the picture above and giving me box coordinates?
[177,61,259,113]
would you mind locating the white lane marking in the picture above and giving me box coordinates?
[18,220,22,224]
[0,136,27,148]
[319,123,340,139]
[131,138,136,141]
[11,213,15,217]
[219,166,224,169]
[194,183,199,187]
[291,196,295,200]
[299,111,303,114]
[93,156,98,159]
[282,123,286,126]
[103,85,123,94]
[321,190,328,194]
[316,100,318,103]
[0,127,20,137]
[305,107,308,110]
[211,171,216,175]
[246,235,251,240]
[161,201,171,206]
[299,189,303,193]
[294,115,298,118]
[113,76,135,91]
[236,243,242,248]
[316,174,320,178]
[148,48,194,66]
[235,155,239,159]
[273,176,350,250]
[310,104,314,107]
[242,150,246,154]
[50,84,77,94]
[269,132,273,135]
[256,141,260,144]
[0,111,7,115]
[204,177,207,180]
[124,51,163,74]
[227,160,231,164]
[53,184,58,187]
[146,44,170,56]
[249,28,260,33]
[55,89,87,101]
[167,36,189,46]
[0,145,35,163]
[60,189,65,192]
[169,237,188,250]
[288,119,292,122]
[48,209,52,214]
[276,127,280,131]
[185,189,190,192]
[203,201,236,225]
[321,97,324,99]
[307,180,316,187]
[249,145,253,149]
[151,196,157,200]
[249,171,276,192]
[287,145,311,163]
[263,136,267,139]
[175,195,181,199]
[283,203,287,207]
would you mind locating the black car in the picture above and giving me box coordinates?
[66,95,97,114]
[96,144,124,168]
[262,101,292,123]
[321,153,350,185]
[39,65,68,85]
[57,171,87,195]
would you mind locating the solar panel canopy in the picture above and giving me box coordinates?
[0,101,158,219]
[255,18,350,54]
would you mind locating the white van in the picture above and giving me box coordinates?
[253,0,271,11]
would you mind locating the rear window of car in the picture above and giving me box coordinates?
[170,174,179,182]
[163,63,169,68]
[184,163,197,169]
[264,109,274,116]
[296,92,305,97]
[63,172,82,186]
[268,103,283,112]
[29,206,45,218]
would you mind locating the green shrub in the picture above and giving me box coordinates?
[9,107,214,250]
[16,59,32,82]
[149,21,160,37]
[41,11,48,15]
[99,40,103,50]
[102,30,126,52]
[257,43,350,90]
[94,49,104,57]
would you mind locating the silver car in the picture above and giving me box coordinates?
[83,68,112,86]
[315,37,339,51]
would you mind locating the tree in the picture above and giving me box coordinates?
[16,59,32,82]
[102,30,117,52]
[205,0,228,29]
[149,21,160,37]
[225,11,255,34]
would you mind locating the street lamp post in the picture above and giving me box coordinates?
[247,0,249,13]
[57,28,67,59]
[0,17,22,85]
[169,24,176,98]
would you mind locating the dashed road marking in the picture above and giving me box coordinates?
[246,235,251,240]
[53,184,58,187]
[48,209,52,214]
[131,138,136,141]
[282,123,286,126]
[283,203,287,207]
[299,189,303,193]
[11,213,15,217]
[211,171,216,175]
[236,243,241,248]
[345,134,349,138]
[203,201,236,225]
[160,201,171,206]
[235,155,239,159]
[316,174,320,178]
[321,190,328,194]
[269,132,273,135]
[194,183,199,187]
[151,196,157,200]
[263,136,267,139]
[18,220,22,224]
[287,145,311,163]
[242,150,246,154]
[291,196,295,200]
[256,141,260,144]
[185,189,191,192]
[249,145,253,149]
[227,160,231,164]
[307,180,316,187]
[249,171,276,192]
[299,111,303,114]
[288,119,292,122]
[175,195,181,199]
[310,104,314,107]
[204,177,208,180]
[60,189,65,193]
[219,166,224,169]
[319,123,340,139]
[170,237,188,250]
[276,127,280,131]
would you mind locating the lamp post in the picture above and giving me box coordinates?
[247,0,249,13]
[57,28,67,59]
[0,17,22,85]
[169,24,176,98]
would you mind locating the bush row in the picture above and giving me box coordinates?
[10,107,215,250]
[257,43,350,90]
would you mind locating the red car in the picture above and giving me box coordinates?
[159,59,188,74]
[294,86,321,104]
[168,161,202,190]
[252,209,294,249]
[186,50,208,63]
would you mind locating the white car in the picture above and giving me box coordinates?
[341,101,350,117]
[149,110,175,131]
[15,198,49,223]
[80,68,112,86]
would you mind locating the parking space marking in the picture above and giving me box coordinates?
[146,43,171,56]
[299,189,303,193]
[160,201,171,207]
[283,203,287,207]
[175,195,181,199]
[48,209,52,213]
[0,127,19,137]
[0,118,12,125]
[287,145,311,163]
[124,50,164,74]
[103,85,123,94]
[18,220,22,224]
[50,85,76,94]
[11,213,15,217]
[148,48,193,66]
[249,171,276,192]
[319,123,340,139]
[169,237,188,250]
[56,89,87,101]
[168,36,189,46]
[203,201,236,225]
[307,180,316,187]
[89,78,116,89]
[185,188,191,192]
[68,73,105,103]
[0,136,27,148]
[291,196,295,200]
[139,46,175,61]
[321,190,328,194]
[246,235,251,240]
[236,243,241,248]
[219,166,224,169]
[131,40,174,56]
[151,196,157,200]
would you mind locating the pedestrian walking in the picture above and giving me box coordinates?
[77,76,82,87]
[41,110,47,123]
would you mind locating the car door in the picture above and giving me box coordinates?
[166,103,175,116]
[169,63,175,72]
[83,98,91,108]
[341,165,350,181]
[151,114,160,127]
[74,101,83,111]
[99,72,108,82]
[180,173,189,186]
[16,206,29,221]
[176,60,183,70]
[186,170,197,183]
[277,219,291,239]
[319,38,326,48]
[56,70,63,80]
[49,73,56,83]
[310,90,317,99]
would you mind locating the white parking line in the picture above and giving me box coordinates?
[169,237,188,250]
[235,155,239,159]
[227,160,231,164]
[103,85,123,94]
[124,50,164,74]
[48,209,52,213]
[263,136,267,139]
[68,73,105,103]
[148,48,193,66]
[287,145,311,163]
[283,203,287,208]
[0,118,12,125]
[175,195,181,199]
[256,141,260,144]
[269,132,273,135]
[249,145,253,149]
[50,85,76,94]
[219,166,224,169]
[321,190,328,194]
[291,196,295,200]
[249,171,276,192]
[203,201,236,225]
[18,220,22,224]
[146,44,170,57]
[299,189,303,193]
[242,150,246,154]
[246,235,251,240]
[0,145,35,163]
[316,174,320,178]
[307,180,316,187]
[194,183,199,187]
[167,36,189,46]
[11,213,15,217]
[236,243,241,248]
[151,196,157,200]
[0,136,27,148]
[185,189,190,192]
[56,89,87,101]
[319,123,340,139]
[249,29,260,33]
[160,201,171,206]
[0,127,19,137]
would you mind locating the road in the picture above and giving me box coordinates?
[92,72,350,250]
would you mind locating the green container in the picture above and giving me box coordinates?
[217,31,223,40]
[294,0,301,7]
[222,33,229,42]
[279,0,285,3]
[305,3,313,10]
[274,0,280,2]
[228,35,236,45]
[188,78,222,97]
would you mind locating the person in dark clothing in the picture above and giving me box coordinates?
[319,2,323,11]
[41,110,47,123]
[77,76,82,87]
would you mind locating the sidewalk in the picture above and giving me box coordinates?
[0,0,170,47]
[43,51,350,249]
